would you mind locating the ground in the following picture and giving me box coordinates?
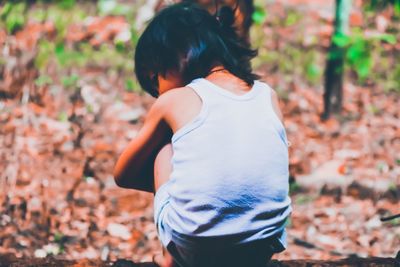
[0,0,399,264]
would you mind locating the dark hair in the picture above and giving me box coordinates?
[134,2,260,98]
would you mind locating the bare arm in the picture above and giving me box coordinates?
[113,95,173,192]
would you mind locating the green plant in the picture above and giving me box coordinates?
[295,194,314,205]
[57,0,76,9]
[86,104,94,113]
[97,0,133,16]
[304,51,322,84]
[115,40,126,53]
[125,79,135,92]
[30,8,47,23]
[306,62,321,83]
[57,111,68,122]
[53,232,65,254]
[384,63,400,92]
[284,9,302,27]
[281,45,303,75]
[366,0,400,17]
[62,74,79,89]
[366,104,380,115]
[387,181,397,191]
[252,5,267,25]
[130,27,140,47]
[289,182,301,194]
[35,75,53,87]
[332,30,397,83]
[55,43,85,68]
[45,4,87,42]
[35,40,55,71]
[0,2,26,34]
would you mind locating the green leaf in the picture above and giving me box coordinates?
[295,195,313,205]
[35,41,54,71]
[55,43,65,55]
[355,57,372,80]
[395,0,400,16]
[130,28,139,46]
[57,111,68,122]
[3,3,26,34]
[62,74,79,88]
[289,182,301,194]
[346,40,366,62]
[125,79,137,92]
[98,0,117,15]
[367,104,379,115]
[115,40,125,53]
[55,43,68,66]
[306,63,321,80]
[112,4,130,16]
[285,11,301,27]
[332,33,351,47]
[377,34,397,45]
[252,6,266,25]
[31,9,47,23]
[0,3,13,19]
[55,44,86,68]
[86,104,94,113]
[54,232,64,242]
[57,0,76,9]
[35,75,53,87]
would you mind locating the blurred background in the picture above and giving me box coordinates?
[0,0,399,263]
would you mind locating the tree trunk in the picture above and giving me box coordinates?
[322,0,351,120]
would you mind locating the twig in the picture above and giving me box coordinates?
[380,213,400,222]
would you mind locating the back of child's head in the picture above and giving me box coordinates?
[134,2,260,97]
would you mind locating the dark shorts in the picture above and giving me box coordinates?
[166,236,282,267]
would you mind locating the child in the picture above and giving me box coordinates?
[114,2,292,267]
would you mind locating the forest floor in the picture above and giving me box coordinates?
[0,0,399,265]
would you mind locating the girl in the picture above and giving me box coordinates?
[114,2,292,267]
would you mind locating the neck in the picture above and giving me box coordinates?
[207,66,229,77]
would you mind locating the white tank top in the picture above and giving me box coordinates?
[162,77,292,249]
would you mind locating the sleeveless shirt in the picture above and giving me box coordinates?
[160,77,292,249]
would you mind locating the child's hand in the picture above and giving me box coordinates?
[114,95,173,192]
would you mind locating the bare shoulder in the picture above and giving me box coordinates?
[161,85,198,98]
[157,86,202,133]
[157,86,200,107]
[152,86,192,109]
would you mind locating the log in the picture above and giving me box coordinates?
[1,253,399,267]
